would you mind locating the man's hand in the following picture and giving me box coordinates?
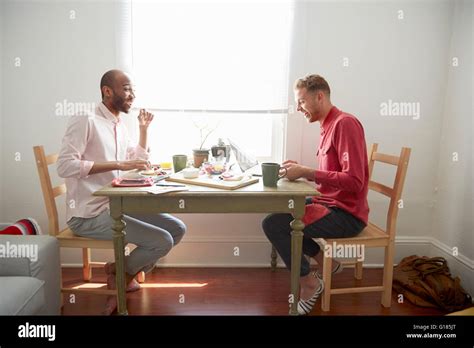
[138,109,153,150]
[117,160,151,171]
[138,109,154,129]
[89,160,151,175]
[281,161,314,181]
[282,160,298,166]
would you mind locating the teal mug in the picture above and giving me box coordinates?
[173,154,188,173]
[262,162,287,187]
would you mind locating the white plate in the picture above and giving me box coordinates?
[139,170,158,176]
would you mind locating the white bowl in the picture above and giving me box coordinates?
[182,167,200,179]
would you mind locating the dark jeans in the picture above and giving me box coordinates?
[262,199,366,277]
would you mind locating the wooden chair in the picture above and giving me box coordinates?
[33,145,144,298]
[316,143,411,311]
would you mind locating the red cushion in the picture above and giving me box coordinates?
[0,218,41,235]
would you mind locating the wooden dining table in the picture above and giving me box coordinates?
[94,176,318,315]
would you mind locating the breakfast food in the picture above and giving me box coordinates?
[221,174,247,181]
[202,162,227,175]
[140,166,168,176]
[140,169,156,175]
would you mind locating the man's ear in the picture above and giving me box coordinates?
[102,86,113,98]
[317,91,324,101]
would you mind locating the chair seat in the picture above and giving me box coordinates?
[319,222,390,247]
[57,228,114,249]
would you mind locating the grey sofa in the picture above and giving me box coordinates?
[0,234,61,315]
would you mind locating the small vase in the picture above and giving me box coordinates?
[192,149,209,168]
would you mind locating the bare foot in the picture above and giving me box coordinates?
[104,262,116,275]
[103,296,117,316]
[126,279,141,292]
[104,262,141,292]
[102,274,118,315]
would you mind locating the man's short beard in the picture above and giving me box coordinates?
[112,94,128,113]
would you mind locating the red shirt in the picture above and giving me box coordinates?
[303,106,369,225]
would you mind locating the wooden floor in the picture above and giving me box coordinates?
[61,267,446,316]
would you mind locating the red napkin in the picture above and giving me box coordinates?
[112,177,154,187]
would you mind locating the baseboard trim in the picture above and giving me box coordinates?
[62,262,282,268]
[396,236,474,270]
[429,237,474,269]
[179,236,270,243]
[62,235,473,270]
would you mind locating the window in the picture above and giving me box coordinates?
[126,0,294,163]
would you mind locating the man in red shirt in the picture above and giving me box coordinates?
[262,74,369,315]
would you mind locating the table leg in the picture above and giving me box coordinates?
[289,215,304,316]
[271,246,277,271]
[110,198,128,315]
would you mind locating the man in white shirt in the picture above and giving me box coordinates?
[57,70,186,315]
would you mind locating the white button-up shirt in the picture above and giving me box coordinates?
[57,102,149,221]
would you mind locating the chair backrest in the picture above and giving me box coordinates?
[33,146,66,236]
[367,143,411,241]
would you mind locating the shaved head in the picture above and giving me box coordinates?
[100,69,135,115]
[100,69,126,98]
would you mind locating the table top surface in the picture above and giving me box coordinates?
[94,173,319,198]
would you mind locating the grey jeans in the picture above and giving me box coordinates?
[68,211,186,275]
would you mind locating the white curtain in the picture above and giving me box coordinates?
[131,0,293,112]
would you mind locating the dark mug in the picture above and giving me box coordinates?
[261,163,287,187]
[173,155,188,173]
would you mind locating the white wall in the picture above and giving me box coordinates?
[285,0,472,294]
[287,0,453,239]
[432,0,472,259]
[430,0,473,293]
[0,0,4,221]
[0,1,472,291]
[0,0,131,263]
